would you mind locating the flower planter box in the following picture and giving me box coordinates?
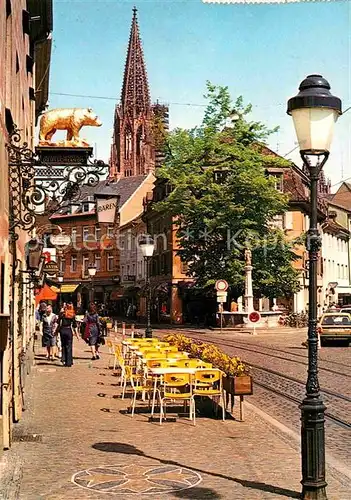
[223,375,253,396]
[223,375,253,420]
[106,323,113,330]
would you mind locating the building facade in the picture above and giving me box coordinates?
[142,179,194,324]
[0,0,52,450]
[49,175,155,314]
[265,147,328,313]
[322,201,351,306]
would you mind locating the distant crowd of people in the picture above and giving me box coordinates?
[36,301,107,366]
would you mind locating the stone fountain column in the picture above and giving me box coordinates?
[244,264,254,313]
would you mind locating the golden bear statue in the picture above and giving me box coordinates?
[39,108,102,147]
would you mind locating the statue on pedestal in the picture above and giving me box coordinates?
[244,248,252,266]
[39,107,102,147]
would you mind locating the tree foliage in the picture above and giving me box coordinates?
[155,82,301,298]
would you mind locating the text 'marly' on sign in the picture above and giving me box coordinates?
[96,197,119,224]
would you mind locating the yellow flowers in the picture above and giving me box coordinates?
[164,334,249,377]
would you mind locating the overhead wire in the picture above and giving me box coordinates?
[49,91,350,188]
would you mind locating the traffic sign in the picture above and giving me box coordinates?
[215,280,228,292]
[217,290,227,302]
[43,261,59,276]
[248,311,261,323]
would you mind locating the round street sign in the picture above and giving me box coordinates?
[43,261,59,276]
[215,280,228,292]
[248,311,261,323]
[50,234,71,248]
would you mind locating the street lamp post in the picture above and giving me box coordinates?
[287,75,342,500]
[58,272,64,310]
[139,236,155,338]
[88,264,97,304]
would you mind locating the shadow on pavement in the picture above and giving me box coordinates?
[92,442,300,498]
[172,486,223,498]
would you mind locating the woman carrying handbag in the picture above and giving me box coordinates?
[83,303,102,360]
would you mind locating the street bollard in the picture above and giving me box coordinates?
[122,322,126,340]
[131,324,135,339]
[114,322,118,334]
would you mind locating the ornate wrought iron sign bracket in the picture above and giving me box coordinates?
[6,126,108,235]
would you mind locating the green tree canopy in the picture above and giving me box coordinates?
[155,82,301,299]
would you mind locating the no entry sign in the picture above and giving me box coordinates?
[248,311,261,323]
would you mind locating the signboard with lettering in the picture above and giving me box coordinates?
[43,261,59,276]
[96,197,118,224]
[50,234,71,248]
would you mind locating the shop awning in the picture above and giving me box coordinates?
[60,284,79,293]
[35,284,58,305]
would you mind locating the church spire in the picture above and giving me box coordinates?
[121,7,151,116]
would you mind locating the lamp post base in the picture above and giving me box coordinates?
[145,326,153,338]
[300,397,327,500]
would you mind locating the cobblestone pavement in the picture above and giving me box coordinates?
[0,335,349,500]
[158,329,351,471]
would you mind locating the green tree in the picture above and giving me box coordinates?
[155,82,301,299]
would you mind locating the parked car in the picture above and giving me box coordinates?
[318,312,351,346]
[340,306,351,315]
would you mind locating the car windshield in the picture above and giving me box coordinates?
[322,315,351,326]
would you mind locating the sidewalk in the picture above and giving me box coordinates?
[0,338,349,500]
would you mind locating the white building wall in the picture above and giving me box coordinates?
[322,231,350,306]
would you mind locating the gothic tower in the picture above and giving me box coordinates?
[110,8,158,180]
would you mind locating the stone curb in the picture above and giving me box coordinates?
[246,400,351,483]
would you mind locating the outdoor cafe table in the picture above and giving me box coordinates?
[147,366,203,419]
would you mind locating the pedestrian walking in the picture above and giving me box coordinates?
[56,303,79,367]
[83,303,102,360]
[41,305,58,361]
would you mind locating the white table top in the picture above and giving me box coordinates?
[136,350,189,357]
[148,367,198,375]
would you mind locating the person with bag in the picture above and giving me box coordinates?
[57,302,79,367]
[41,304,58,361]
[83,303,102,360]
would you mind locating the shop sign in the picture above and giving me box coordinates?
[43,260,59,276]
[96,197,118,223]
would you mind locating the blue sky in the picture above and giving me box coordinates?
[49,0,350,188]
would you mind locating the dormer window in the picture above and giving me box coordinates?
[272,174,283,192]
